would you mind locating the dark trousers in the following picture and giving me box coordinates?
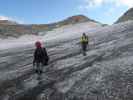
[34,63,43,75]
[81,43,88,56]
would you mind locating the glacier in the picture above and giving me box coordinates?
[0,21,133,100]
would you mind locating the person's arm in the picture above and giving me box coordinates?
[43,48,49,63]
[80,37,83,44]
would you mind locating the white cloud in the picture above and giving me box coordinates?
[87,0,104,7]
[78,0,133,24]
[117,0,133,8]
[0,15,25,24]
[80,0,133,9]
[0,16,12,20]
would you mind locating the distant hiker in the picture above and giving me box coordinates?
[33,41,49,75]
[80,33,89,56]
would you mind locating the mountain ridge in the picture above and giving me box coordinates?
[116,7,133,23]
[0,15,101,38]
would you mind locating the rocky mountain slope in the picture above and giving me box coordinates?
[116,8,133,23]
[0,15,101,38]
[0,20,133,100]
[0,21,101,50]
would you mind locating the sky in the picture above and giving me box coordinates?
[0,0,132,25]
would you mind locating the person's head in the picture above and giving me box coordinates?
[83,33,86,36]
[35,41,42,48]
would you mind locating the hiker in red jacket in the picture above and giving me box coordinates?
[33,41,49,75]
